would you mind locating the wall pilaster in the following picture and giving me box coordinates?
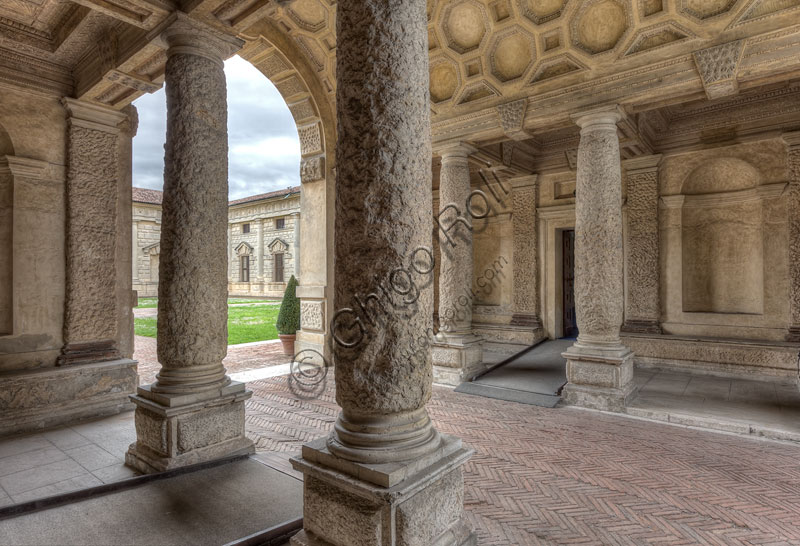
[60,98,128,366]
[510,174,543,334]
[622,155,662,335]
[785,132,800,342]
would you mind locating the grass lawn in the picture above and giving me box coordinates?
[136,297,277,309]
[134,303,280,345]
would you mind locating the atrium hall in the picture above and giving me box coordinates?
[1,0,800,544]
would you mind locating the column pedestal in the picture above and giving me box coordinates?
[291,435,475,546]
[432,333,484,386]
[562,343,636,412]
[126,381,253,473]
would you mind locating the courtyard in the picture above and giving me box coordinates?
[133,298,282,346]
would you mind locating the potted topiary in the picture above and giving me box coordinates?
[276,275,300,356]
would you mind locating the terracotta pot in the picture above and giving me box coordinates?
[279,333,296,356]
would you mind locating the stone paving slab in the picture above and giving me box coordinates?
[245,372,800,545]
[0,458,301,546]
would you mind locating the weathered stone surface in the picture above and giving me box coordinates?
[0,359,137,436]
[510,176,542,331]
[785,132,800,341]
[128,14,253,475]
[622,156,661,334]
[61,99,127,365]
[155,47,230,392]
[563,106,636,411]
[331,0,436,432]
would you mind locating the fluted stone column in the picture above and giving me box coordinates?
[431,143,483,386]
[290,0,474,544]
[622,155,662,335]
[562,106,635,412]
[785,132,800,342]
[510,175,544,339]
[126,13,253,474]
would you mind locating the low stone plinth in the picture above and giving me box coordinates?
[125,381,254,474]
[290,435,475,546]
[562,344,636,412]
[0,359,137,436]
[622,333,800,380]
[432,333,483,386]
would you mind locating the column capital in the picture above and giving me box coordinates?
[434,141,477,159]
[159,12,243,65]
[62,97,127,134]
[571,104,625,129]
[509,174,538,189]
[623,154,662,175]
[783,131,800,149]
[3,156,49,181]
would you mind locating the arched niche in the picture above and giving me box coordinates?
[0,122,15,335]
[680,157,764,314]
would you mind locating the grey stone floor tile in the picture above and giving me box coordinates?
[65,444,122,472]
[0,488,14,508]
[0,435,51,459]
[10,474,103,504]
[0,458,88,496]
[41,428,92,451]
[683,378,732,400]
[0,446,68,478]
[91,463,138,484]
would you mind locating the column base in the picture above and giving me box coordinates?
[787,326,800,343]
[561,344,636,412]
[290,434,475,546]
[432,333,483,386]
[621,319,662,335]
[125,380,254,474]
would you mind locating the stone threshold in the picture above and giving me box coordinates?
[624,405,800,443]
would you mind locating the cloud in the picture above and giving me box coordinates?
[132,55,300,200]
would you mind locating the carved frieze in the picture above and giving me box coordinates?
[496,98,530,140]
[301,301,325,332]
[300,155,325,182]
[693,40,743,99]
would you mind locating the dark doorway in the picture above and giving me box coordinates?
[562,229,578,338]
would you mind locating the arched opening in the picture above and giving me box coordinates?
[130,25,335,371]
[681,157,764,315]
[0,122,15,335]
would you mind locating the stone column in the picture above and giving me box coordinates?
[290,0,474,544]
[786,132,800,342]
[622,155,662,335]
[431,142,483,386]
[60,99,129,366]
[561,106,635,412]
[126,13,253,474]
[292,211,300,279]
[510,175,544,340]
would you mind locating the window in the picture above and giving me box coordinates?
[276,218,285,229]
[274,253,284,283]
[240,255,250,282]
[242,223,250,234]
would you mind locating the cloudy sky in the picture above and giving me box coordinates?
[132,55,301,201]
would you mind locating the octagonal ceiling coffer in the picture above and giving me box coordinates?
[441,0,491,54]
[572,0,630,54]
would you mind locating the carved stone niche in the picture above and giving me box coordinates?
[680,158,773,315]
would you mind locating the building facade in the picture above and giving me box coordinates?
[133,186,300,298]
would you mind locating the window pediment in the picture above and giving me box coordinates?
[269,238,289,254]
[236,242,253,256]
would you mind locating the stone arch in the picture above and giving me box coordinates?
[0,121,15,335]
[680,157,764,314]
[236,19,336,357]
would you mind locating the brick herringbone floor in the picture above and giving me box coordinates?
[245,373,800,546]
